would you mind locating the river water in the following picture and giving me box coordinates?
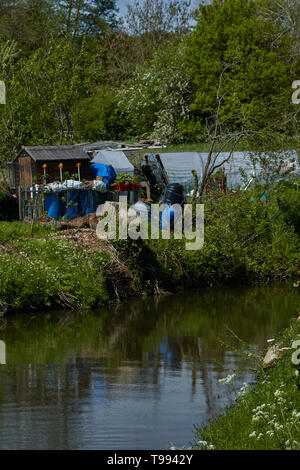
[0,283,299,450]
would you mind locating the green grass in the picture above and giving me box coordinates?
[194,317,300,450]
[0,222,109,312]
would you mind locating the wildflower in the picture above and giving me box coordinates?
[198,440,208,446]
[198,440,214,450]
[218,373,236,384]
[238,382,249,397]
[249,431,257,438]
[274,423,283,431]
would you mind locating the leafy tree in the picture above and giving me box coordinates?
[74,86,129,141]
[184,0,294,140]
[118,39,194,142]
[21,36,101,143]
[125,0,193,63]
[0,1,58,52]
[0,35,101,165]
[0,40,23,166]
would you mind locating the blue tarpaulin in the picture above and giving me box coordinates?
[91,163,116,185]
[45,190,98,221]
[59,191,81,220]
[80,191,96,216]
[45,193,61,219]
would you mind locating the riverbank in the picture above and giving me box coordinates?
[0,184,299,315]
[194,316,300,450]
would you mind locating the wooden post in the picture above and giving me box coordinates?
[76,162,81,182]
[18,187,22,221]
[155,154,169,185]
[59,162,63,182]
[191,170,198,204]
[41,188,45,215]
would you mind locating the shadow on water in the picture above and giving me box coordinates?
[0,283,299,449]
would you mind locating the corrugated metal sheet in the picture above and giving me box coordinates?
[92,150,134,176]
[21,146,90,162]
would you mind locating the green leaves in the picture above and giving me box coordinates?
[184,0,294,137]
[117,39,194,143]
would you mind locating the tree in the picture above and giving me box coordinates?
[0,35,101,166]
[125,0,193,63]
[0,1,58,52]
[117,39,194,142]
[21,36,101,144]
[57,0,118,37]
[184,0,294,140]
[197,66,247,200]
[74,86,129,141]
[259,0,300,61]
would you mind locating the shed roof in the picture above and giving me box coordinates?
[15,146,91,162]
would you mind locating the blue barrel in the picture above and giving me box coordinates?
[160,205,175,229]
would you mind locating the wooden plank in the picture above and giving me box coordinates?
[154,154,169,185]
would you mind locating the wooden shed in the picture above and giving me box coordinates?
[11,146,91,189]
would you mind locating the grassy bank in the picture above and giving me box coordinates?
[0,181,299,315]
[194,317,300,450]
[0,222,109,313]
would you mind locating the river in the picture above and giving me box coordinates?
[0,283,299,449]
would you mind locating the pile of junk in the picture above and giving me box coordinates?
[91,150,187,228]
[129,154,187,229]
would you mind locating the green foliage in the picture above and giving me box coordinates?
[0,0,300,152]
[74,87,129,142]
[183,0,295,139]
[118,39,194,143]
[114,172,139,184]
[0,34,102,164]
[0,222,108,312]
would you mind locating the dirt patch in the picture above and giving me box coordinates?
[48,228,114,253]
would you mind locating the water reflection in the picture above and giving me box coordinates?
[0,283,299,449]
